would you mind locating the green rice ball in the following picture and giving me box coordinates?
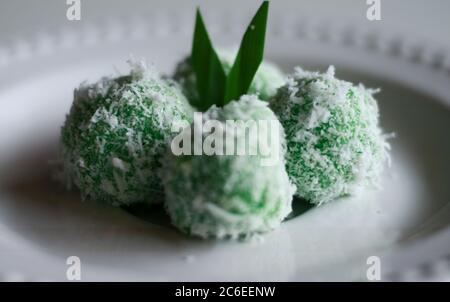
[173,49,285,109]
[161,95,295,239]
[60,61,193,206]
[270,66,389,205]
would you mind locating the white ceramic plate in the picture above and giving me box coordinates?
[0,13,449,281]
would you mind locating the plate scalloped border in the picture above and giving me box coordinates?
[1,11,450,282]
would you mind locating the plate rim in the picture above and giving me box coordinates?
[1,11,450,282]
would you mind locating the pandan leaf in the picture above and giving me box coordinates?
[224,1,269,104]
[191,8,227,111]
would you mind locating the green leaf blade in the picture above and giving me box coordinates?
[224,1,269,104]
[191,9,227,111]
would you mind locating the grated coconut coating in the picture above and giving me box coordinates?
[161,95,296,239]
[270,66,390,205]
[60,61,193,206]
[173,50,285,109]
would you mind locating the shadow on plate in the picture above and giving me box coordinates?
[0,138,314,260]
[1,68,450,271]
[123,196,314,229]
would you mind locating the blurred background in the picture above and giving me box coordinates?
[1,0,450,47]
[0,0,449,282]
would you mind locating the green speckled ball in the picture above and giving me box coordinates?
[161,95,295,239]
[270,66,389,205]
[60,62,193,206]
[173,50,285,109]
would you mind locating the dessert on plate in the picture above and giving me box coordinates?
[59,1,390,238]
